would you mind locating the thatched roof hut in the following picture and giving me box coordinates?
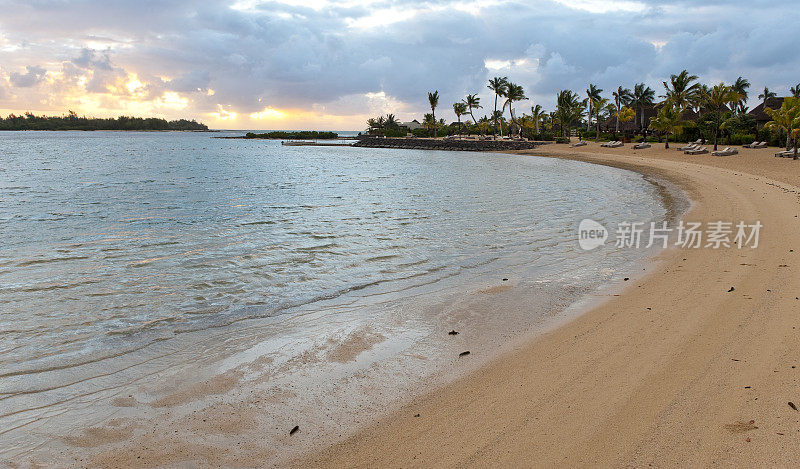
[748,97,785,124]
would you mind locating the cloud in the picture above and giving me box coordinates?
[0,0,798,129]
[9,65,47,87]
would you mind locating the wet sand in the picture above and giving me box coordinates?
[305,143,800,467]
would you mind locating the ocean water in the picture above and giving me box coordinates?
[0,131,675,461]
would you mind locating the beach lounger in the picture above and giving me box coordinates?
[570,140,588,147]
[600,141,613,147]
[676,143,697,151]
[685,146,708,155]
[752,142,768,149]
[742,140,759,148]
[633,142,651,149]
[712,147,738,156]
[607,141,624,148]
[775,148,797,158]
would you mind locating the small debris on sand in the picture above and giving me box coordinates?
[290,425,300,435]
[624,277,629,281]
[502,278,508,281]
[724,421,758,433]
[789,402,798,411]
[448,330,459,336]
[459,351,470,357]
[728,286,735,292]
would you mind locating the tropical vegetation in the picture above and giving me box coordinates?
[360,72,800,153]
[0,111,208,131]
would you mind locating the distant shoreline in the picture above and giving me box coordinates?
[0,129,216,132]
[352,136,547,151]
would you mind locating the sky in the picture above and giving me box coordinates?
[0,0,798,130]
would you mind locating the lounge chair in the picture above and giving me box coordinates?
[751,142,768,149]
[570,140,588,147]
[712,147,738,156]
[600,141,614,147]
[742,140,759,148]
[633,142,651,149]
[607,141,624,148]
[685,146,708,155]
[680,139,702,149]
[775,148,798,158]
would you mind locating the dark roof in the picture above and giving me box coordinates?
[749,97,785,122]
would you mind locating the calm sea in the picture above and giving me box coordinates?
[0,131,675,461]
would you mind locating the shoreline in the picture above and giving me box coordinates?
[352,136,546,151]
[28,148,671,468]
[303,143,800,466]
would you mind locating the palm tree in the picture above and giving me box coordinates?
[612,87,633,135]
[592,97,609,142]
[477,115,491,136]
[791,84,800,98]
[586,84,603,132]
[758,87,777,109]
[702,83,741,150]
[385,114,398,129]
[617,107,635,141]
[502,83,527,137]
[428,90,439,138]
[554,90,584,138]
[463,94,482,125]
[491,110,506,135]
[649,103,685,149]
[732,76,750,114]
[765,97,800,155]
[530,104,545,135]
[631,83,655,133]
[366,117,379,135]
[487,77,509,137]
[423,113,437,133]
[662,70,701,111]
[453,102,467,136]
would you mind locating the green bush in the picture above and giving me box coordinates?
[728,133,756,145]
[384,128,407,138]
[555,137,570,144]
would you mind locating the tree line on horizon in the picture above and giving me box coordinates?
[366,74,800,159]
[0,111,209,131]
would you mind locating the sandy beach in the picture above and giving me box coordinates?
[304,143,800,467]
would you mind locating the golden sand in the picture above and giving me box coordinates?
[304,142,800,467]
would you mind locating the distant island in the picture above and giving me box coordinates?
[241,131,339,139]
[0,111,208,131]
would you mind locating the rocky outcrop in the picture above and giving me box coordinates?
[352,137,548,152]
